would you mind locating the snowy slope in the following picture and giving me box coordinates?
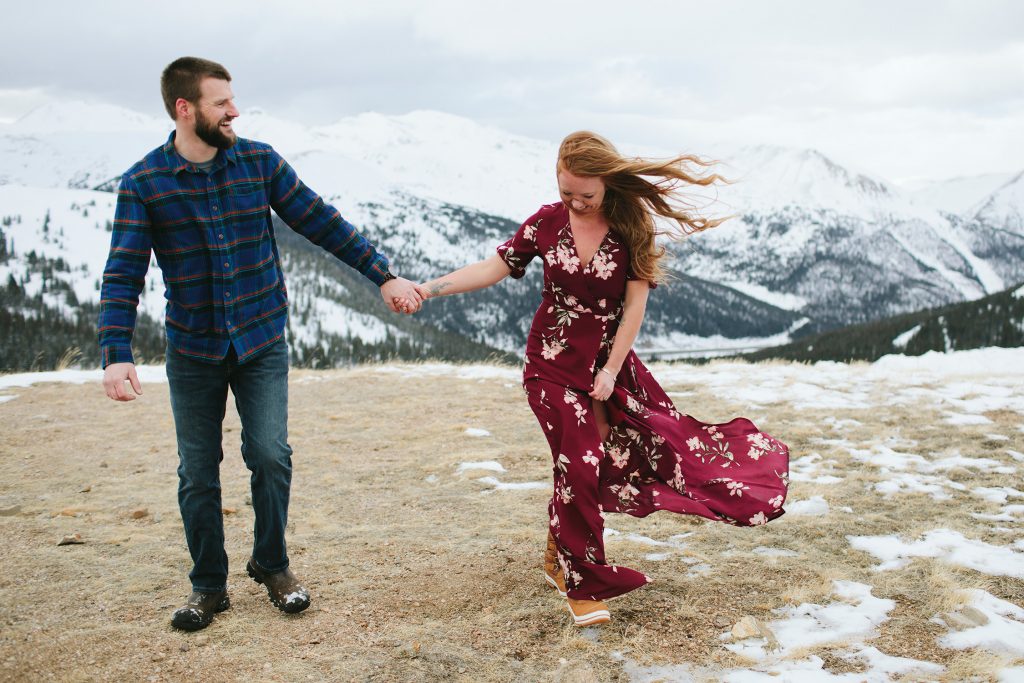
[970,171,1024,232]
[1,100,1021,356]
[907,172,1016,215]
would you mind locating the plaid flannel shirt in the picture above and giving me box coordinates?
[98,133,390,367]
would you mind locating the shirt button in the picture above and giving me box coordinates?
[226,320,233,327]
[223,262,230,268]
[224,291,231,299]
[218,234,225,240]
[212,205,219,212]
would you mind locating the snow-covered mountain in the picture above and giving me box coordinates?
[679,144,1018,330]
[906,172,1016,215]
[0,101,1020,368]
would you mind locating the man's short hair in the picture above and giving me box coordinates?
[160,57,232,120]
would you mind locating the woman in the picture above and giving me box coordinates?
[414,131,789,626]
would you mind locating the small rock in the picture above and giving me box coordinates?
[56,508,82,517]
[942,612,973,630]
[731,616,762,639]
[943,607,990,630]
[58,533,85,546]
[80,485,92,493]
[194,635,209,647]
[244,495,252,506]
[960,606,990,627]
[99,461,109,468]
[714,616,731,628]
[0,505,21,517]
[179,643,189,653]
[131,508,149,519]
[151,652,165,662]
[222,507,238,515]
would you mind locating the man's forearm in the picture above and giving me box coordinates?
[268,152,390,285]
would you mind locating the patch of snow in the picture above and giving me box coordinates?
[935,589,1024,657]
[873,472,957,500]
[475,476,546,492]
[848,529,1024,576]
[972,487,1024,505]
[719,279,808,311]
[644,553,672,561]
[786,496,830,516]
[725,581,894,660]
[455,461,505,475]
[892,324,921,350]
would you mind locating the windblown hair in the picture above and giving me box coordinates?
[557,131,729,284]
[160,57,232,120]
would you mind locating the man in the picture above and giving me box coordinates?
[99,56,422,631]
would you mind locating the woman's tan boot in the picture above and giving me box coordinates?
[566,597,611,626]
[543,530,567,596]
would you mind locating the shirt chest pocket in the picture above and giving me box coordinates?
[228,182,268,222]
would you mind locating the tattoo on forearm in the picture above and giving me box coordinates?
[430,282,453,297]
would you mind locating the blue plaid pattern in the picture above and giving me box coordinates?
[98,133,390,366]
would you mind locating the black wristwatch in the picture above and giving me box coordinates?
[380,270,397,286]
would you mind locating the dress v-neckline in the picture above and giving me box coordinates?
[566,220,610,271]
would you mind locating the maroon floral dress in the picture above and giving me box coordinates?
[497,202,790,602]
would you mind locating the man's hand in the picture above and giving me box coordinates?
[103,362,143,401]
[381,277,423,314]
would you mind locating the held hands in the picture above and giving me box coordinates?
[388,281,440,313]
[380,277,424,314]
[103,362,143,401]
[589,366,617,402]
[413,283,433,301]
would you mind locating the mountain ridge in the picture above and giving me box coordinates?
[0,101,1020,370]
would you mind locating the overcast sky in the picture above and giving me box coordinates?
[3,0,1021,185]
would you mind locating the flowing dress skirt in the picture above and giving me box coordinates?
[525,352,789,601]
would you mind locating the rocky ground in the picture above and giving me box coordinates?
[0,352,1022,682]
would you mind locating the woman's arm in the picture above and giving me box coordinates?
[590,279,651,400]
[417,253,512,300]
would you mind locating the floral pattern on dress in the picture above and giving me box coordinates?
[685,425,737,468]
[505,202,789,602]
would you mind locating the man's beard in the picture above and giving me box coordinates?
[194,109,237,149]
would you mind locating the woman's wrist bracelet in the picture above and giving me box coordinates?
[598,367,616,380]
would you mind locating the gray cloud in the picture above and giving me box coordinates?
[2,0,1022,182]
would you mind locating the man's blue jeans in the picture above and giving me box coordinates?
[165,339,293,593]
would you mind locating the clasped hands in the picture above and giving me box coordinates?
[381,279,435,314]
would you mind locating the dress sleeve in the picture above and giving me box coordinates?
[496,209,544,279]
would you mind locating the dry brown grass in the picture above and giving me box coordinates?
[0,362,1022,682]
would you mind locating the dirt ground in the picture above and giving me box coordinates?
[0,361,1021,682]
